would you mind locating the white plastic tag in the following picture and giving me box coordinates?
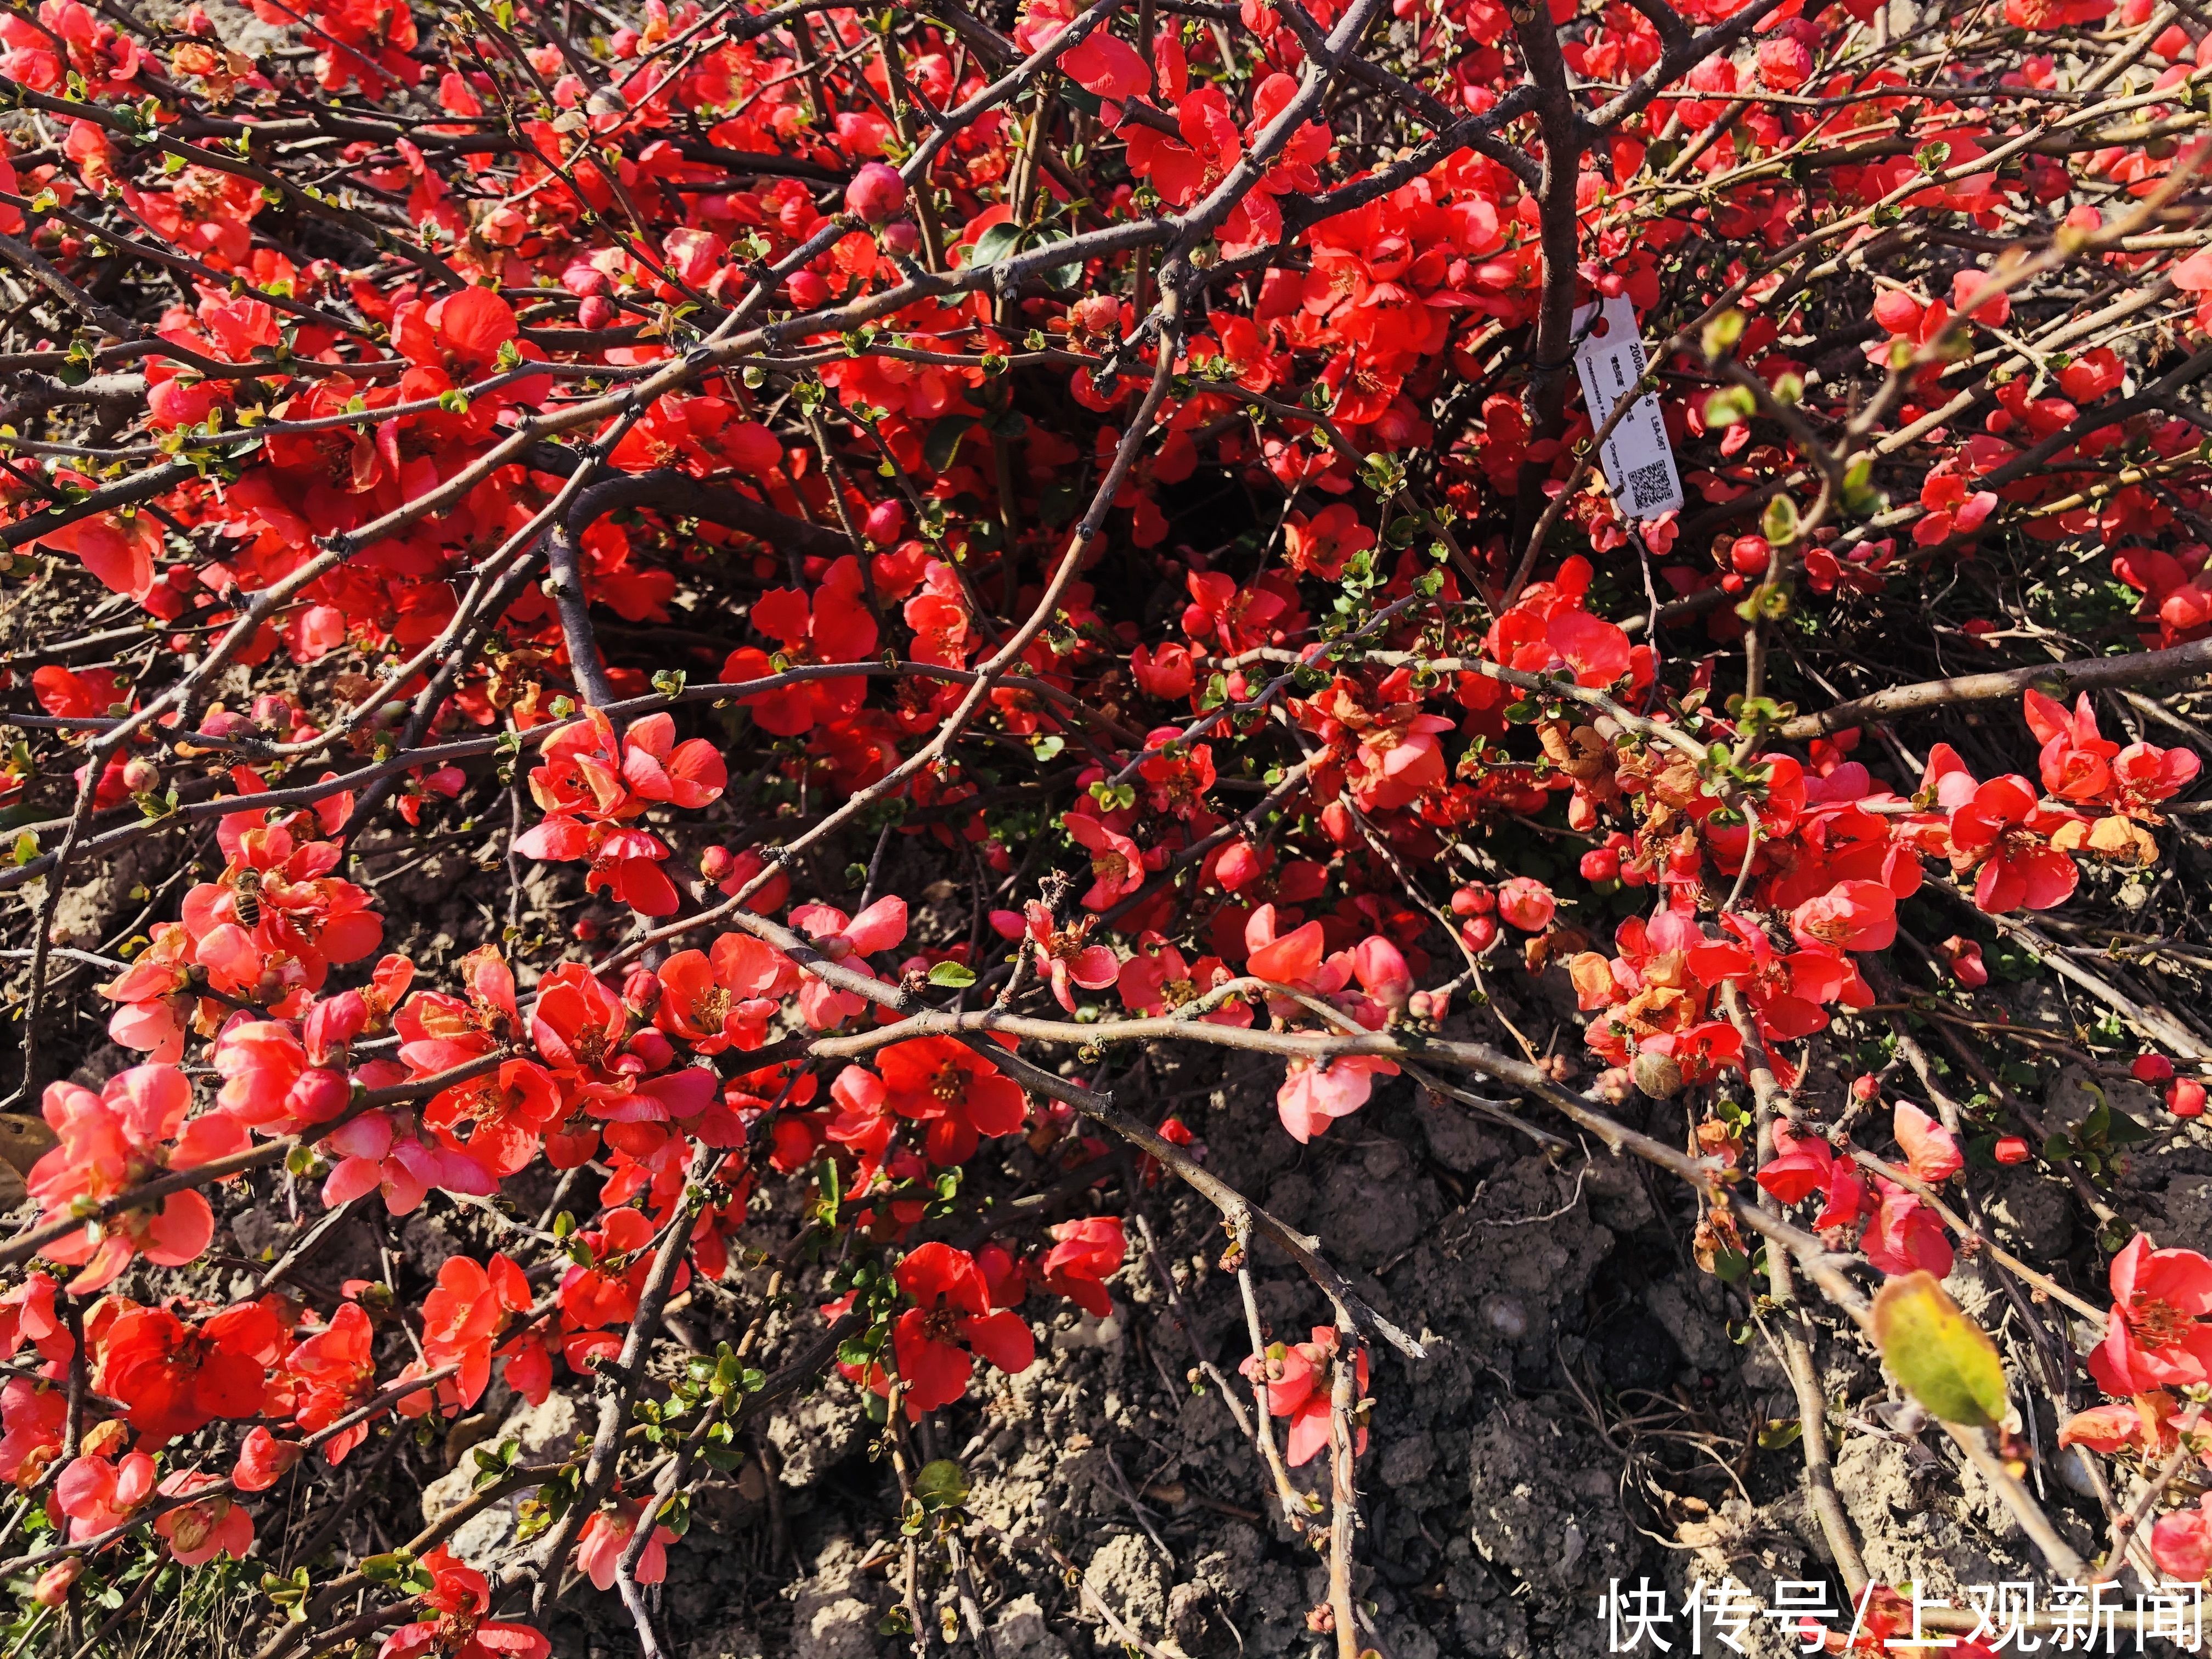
[1570,295,1683,522]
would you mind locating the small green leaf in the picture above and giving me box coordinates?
[1701,308,1746,361]
[927,961,977,988]
[914,1459,970,1511]
[1762,493,1801,547]
[1872,1271,2008,1427]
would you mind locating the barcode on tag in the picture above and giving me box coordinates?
[1570,296,1683,522]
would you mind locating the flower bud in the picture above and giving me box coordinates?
[864,499,909,548]
[881,219,921,256]
[2169,1078,2207,1119]
[1578,847,1621,883]
[1459,914,1498,953]
[120,757,160,794]
[699,845,736,883]
[622,967,662,1017]
[1450,882,1494,917]
[845,161,907,225]
[1496,877,1556,932]
[1071,294,1121,337]
[1728,535,1773,578]
[33,1560,83,1607]
[2132,1053,2175,1084]
[1993,1136,2031,1166]
[577,293,615,331]
[786,269,830,309]
[1849,1073,1881,1103]
[627,1029,675,1070]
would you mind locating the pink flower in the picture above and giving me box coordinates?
[27,1065,223,1291]
[153,1470,254,1565]
[1495,878,1556,933]
[1276,1055,1398,1143]
[1859,1178,1954,1278]
[321,1111,494,1216]
[788,896,907,1028]
[575,1502,678,1591]
[55,1450,156,1541]
[2152,1498,2210,1583]
[1892,1101,1962,1184]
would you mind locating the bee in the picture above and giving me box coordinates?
[233,867,264,929]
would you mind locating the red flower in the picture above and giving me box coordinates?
[417,1253,534,1413]
[875,1038,1028,1166]
[2023,689,2118,802]
[27,1064,224,1292]
[890,1242,1036,1415]
[655,933,795,1053]
[285,1301,377,1464]
[720,556,880,736]
[422,1059,564,1178]
[380,1545,550,1659]
[93,1298,281,1448]
[1063,812,1146,911]
[1947,775,2079,913]
[2089,1235,2212,1395]
[1040,1217,1125,1318]
[1238,1326,1367,1467]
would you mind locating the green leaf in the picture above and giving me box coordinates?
[914,1459,970,1511]
[927,961,977,988]
[1872,1271,2008,1427]
[923,417,975,471]
[967,221,1023,270]
[1701,308,1746,361]
[1761,493,1801,548]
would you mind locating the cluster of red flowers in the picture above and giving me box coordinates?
[5,0,2212,1629]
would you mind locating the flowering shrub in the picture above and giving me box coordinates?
[3,0,2212,1645]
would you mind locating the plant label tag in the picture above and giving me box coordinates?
[1570,295,1683,522]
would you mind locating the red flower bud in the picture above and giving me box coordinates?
[1728,535,1774,578]
[2132,1053,2175,1084]
[845,161,908,225]
[786,269,830,309]
[622,967,662,1016]
[577,293,614,331]
[2169,1078,2207,1119]
[1450,882,1494,917]
[1993,1135,2030,1165]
